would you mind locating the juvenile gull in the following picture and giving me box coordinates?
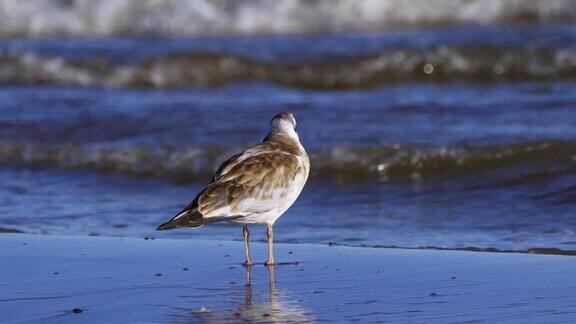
[156,112,309,266]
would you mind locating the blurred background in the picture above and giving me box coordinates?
[0,0,575,250]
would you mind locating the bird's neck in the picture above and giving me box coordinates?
[263,127,304,152]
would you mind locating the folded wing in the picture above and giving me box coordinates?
[157,143,303,230]
[200,145,301,219]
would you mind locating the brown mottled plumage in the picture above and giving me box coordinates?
[156,112,309,266]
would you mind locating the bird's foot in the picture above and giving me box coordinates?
[265,260,275,267]
[243,260,253,267]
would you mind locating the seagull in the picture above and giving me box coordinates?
[156,112,309,266]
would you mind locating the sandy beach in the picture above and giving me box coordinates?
[1,233,575,323]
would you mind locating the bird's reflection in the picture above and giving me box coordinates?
[189,265,312,323]
[233,265,312,323]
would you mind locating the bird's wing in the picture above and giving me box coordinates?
[163,146,267,222]
[211,152,243,182]
[197,144,305,219]
[211,145,272,181]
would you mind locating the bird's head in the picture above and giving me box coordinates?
[264,112,304,150]
[270,112,297,131]
[267,112,299,142]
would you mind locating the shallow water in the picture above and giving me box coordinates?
[0,20,575,250]
[2,168,574,250]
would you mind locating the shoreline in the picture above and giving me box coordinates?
[2,233,576,322]
[3,230,576,257]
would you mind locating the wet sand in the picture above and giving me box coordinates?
[1,233,576,323]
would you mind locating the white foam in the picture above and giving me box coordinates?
[0,0,574,36]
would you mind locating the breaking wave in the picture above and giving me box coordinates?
[0,0,575,37]
[1,46,576,89]
[0,140,573,183]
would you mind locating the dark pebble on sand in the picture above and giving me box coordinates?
[113,223,128,228]
[182,267,189,271]
[53,272,59,275]
[430,292,438,297]
[155,273,162,277]
[313,290,323,294]
[451,276,456,279]
[288,251,293,254]
[224,254,230,257]
[72,308,83,314]
[262,313,271,317]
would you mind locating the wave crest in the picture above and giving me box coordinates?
[1,140,573,183]
[0,0,574,36]
[2,46,576,89]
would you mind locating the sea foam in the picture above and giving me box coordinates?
[0,0,574,36]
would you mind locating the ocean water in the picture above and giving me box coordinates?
[0,4,575,250]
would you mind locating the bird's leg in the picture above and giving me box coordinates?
[243,225,253,266]
[265,224,275,266]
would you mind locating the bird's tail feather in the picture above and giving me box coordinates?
[156,210,204,230]
[156,210,243,231]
